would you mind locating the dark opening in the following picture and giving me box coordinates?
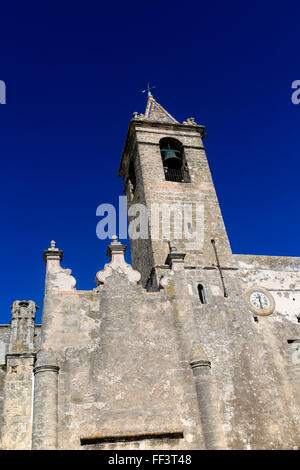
[128,160,137,194]
[159,137,190,183]
[198,284,206,304]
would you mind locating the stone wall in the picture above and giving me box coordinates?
[0,365,6,449]
[184,265,300,449]
[234,254,300,323]
[39,277,204,449]
[0,326,11,364]
[1,110,300,450]
[234,254,300,434]
[0,325,41,364]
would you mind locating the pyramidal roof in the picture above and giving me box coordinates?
[144,93,178,123]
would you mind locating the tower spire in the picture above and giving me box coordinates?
[143,90,178,123]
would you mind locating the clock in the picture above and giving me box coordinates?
[244,287,275,316]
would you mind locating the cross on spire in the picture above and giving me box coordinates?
[142,83,156,97]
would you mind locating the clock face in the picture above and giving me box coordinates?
[250,291,270,310]
[245,287,275,316]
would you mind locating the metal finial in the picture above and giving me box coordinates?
[142,83,155,97]
[50,240,56,249]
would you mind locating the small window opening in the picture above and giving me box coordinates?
[159,138,190,183]
[198,284,206,304]
[253,316,259,323]
[127,160,137,198]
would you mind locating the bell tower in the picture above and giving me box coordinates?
[118,92,233,288]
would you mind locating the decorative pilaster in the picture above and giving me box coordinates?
[190,345,226,450]
[1,301,38,450]
[43,240,76,293]
[32,349,59,450]
[160,243,199,361]
[1,354,35,450]
[165,245,186,271]
[160,242,226,449]
[95,236,141,285]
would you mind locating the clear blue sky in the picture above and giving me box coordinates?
[0,1,299,323]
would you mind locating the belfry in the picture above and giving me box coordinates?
[0,94,300,450]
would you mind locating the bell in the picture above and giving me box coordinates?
[161,144,181,168]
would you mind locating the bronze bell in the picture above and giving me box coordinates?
[161,144,181,168]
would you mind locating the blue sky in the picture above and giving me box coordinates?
[0,0,299,323]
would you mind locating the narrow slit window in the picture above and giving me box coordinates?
[198,284,206,304]
[128,160,136,193]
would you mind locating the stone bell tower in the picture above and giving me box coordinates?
[118,91,233,288]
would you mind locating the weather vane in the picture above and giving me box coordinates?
[142,83,155,97]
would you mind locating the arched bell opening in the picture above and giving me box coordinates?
[159,137,190,183]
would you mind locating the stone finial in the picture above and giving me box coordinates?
[133,112,144,120]
[95,236,141,285]
[43,240,63,262]
[106,234,126,259]
[183,117,197,126]
[10,300,39,316]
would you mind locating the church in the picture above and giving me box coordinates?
[0,93,300,450]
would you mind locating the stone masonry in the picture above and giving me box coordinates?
[0,93,299,449]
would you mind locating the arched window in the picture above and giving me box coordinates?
[159,138,190,183]
[198,284,206,304]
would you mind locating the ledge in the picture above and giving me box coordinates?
[80,430,184,445]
